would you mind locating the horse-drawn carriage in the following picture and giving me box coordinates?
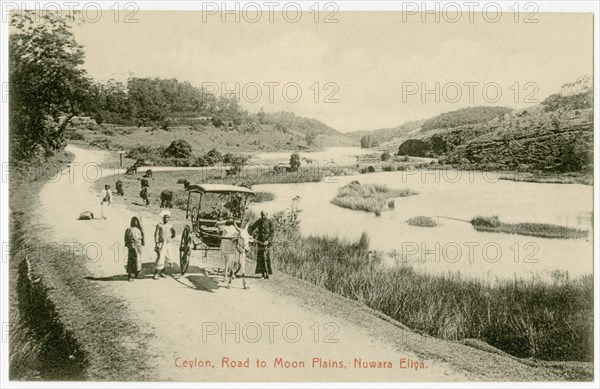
[179,184,255,279]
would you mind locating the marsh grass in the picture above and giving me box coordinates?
[275,229,593,361]
[331,181,417,215]
[471,215,589,239]
[407,216,438,227]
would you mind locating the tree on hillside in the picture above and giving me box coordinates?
[305,131,317,146]
[397,139,429,157]
[360,135,379,148]
[559,138,592,173]
[164,139,193,159]
[290,153,301,171]
[10,12,94,159]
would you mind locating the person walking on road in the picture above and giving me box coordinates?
[153,210,176,280]
[100,184,112,220]
[124,216,144,282]
[249,210,274,279]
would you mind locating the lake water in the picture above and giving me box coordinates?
[251,147,376,166]
[249,168,594,283]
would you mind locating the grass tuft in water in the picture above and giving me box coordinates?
[406,216,438,227]
[471,215,588,239]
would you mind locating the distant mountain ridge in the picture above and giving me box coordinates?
[347,106,514,148]
[347,119,425,142]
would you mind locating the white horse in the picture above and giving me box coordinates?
[221,223,251,289]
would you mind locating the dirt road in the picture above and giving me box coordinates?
[33,145,572,382]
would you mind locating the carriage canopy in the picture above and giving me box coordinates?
[185,184,254,222]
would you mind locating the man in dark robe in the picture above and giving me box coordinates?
[248,210,274,279]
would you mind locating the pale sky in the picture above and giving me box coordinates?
[70,12,593,132]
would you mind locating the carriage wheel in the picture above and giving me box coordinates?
[180,226,192,275]
[180,250,190,275]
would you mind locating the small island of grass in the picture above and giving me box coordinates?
[407,216,438,227]
[331,181,417,216]
[471,215,589,239]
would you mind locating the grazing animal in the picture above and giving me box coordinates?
[160,190,173,208]
[125,165,137,175]
[222,224,251,289]
[78,211,94,220]
[302,157,313,165]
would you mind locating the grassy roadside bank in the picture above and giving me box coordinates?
[265,205,593,366]
[274,230,593,364]
[9,151,82,379]
[9,153,154,380]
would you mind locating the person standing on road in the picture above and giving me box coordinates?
[124,216,144,282]
[249,210,274,279]
[115,179,124,196]
[100,184,112,220]
[140,179,150,206]
[153,210,176,280]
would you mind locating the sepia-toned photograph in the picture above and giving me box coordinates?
[1,1,598,386]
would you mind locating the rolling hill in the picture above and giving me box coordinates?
[394,75,594,173]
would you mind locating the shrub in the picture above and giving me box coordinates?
[163,139,193,159]
[290,153,301,171]
[381,151,392,161]
[204,148,223,165]
[92,112,104,125]
[212,116,224,128]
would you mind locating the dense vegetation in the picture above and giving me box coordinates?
[88,77,352,150]
[395,100,593,174]
[9,13,94,160]
[126,141,250,169]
